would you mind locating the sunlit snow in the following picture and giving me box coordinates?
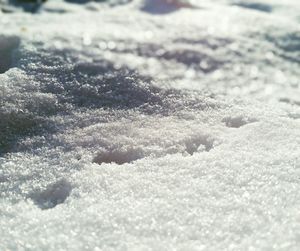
[0,0,300,250]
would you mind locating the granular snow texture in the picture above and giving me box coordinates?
[0,0,300,250]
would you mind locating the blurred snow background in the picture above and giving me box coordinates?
[0,0,300,250]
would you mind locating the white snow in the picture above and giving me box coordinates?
[0,0,300,250]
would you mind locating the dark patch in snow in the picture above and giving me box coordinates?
[232,2,272,13]
[0,175,9,183]
[15,46,216,115]
[0,35,20,74]
[106,41,225,73]
[30,179,72,210]
[222,116,257,128]
[274,32,300,52]
[65,0,109,3]
[0,112,40,154]
[287,113,300,120]
[93,148,144,165]
[279,98,300,106]
[141,0,198,15]
[184,135,214,155]
[263,31,300,65]
[93,134,215,166]
[6,0,47,13]
[266,32,300,64]
[1,43,218,156]
[160,49,223,73]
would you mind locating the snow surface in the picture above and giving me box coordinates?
[0,0,300,250]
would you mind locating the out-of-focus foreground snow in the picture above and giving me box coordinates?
[0,0,300,250]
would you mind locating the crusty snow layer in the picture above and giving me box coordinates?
[0,0,300,250]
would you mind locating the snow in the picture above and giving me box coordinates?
[0,0,300,250]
